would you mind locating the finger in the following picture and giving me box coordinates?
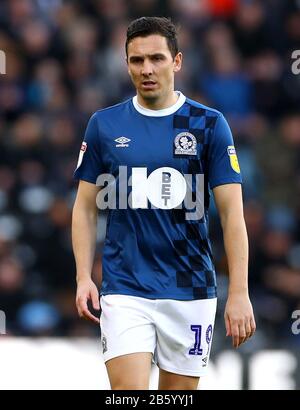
[225,314,231,337]
[231,322,240,348]
[81,308,100,324]
[245,320,252,340]
[77,297,100,324]
[238,322,247,346]
[91,288,100,311]
[250,317,256,338]
[76,297,85,317]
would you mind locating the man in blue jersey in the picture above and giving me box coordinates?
[72,17,256,390]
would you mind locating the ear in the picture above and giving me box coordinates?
[126,57,131,75]
[173,52,183,73]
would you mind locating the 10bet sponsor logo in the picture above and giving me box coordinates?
[95,166,205,221]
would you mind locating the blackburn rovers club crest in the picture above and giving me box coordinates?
[174,132,197,156]
[227,146,240,174]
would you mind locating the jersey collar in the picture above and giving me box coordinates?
[132,91,186,117]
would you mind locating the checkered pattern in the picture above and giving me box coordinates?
[172,101,219,299]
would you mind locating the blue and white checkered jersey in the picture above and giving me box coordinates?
[74,92,242,300]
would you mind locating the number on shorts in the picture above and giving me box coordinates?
[189,325,203,355]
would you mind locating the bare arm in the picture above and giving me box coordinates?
[72,180,101,324]
[213,183,256,347]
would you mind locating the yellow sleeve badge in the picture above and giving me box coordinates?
[227,146,240,174]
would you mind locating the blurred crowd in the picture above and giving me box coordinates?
[0,0,300,350]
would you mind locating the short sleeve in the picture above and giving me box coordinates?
[208,113,243,189]
[73,113,104,184]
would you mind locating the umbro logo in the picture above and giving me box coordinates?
[115,137,131,147]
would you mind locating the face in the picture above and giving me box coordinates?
[127,34,182,104]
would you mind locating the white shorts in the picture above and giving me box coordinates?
[100,294,217,377]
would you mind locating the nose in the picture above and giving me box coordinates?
[141,59,153,76]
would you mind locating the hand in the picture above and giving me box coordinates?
[224,292,256,348]
[76,278,100,324]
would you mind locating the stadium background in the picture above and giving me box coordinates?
[0,0,300,389]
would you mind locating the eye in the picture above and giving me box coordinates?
[130,57,143,64]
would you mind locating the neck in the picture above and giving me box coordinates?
[137,90,179,110]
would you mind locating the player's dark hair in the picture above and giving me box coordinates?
[126,17,179,59]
